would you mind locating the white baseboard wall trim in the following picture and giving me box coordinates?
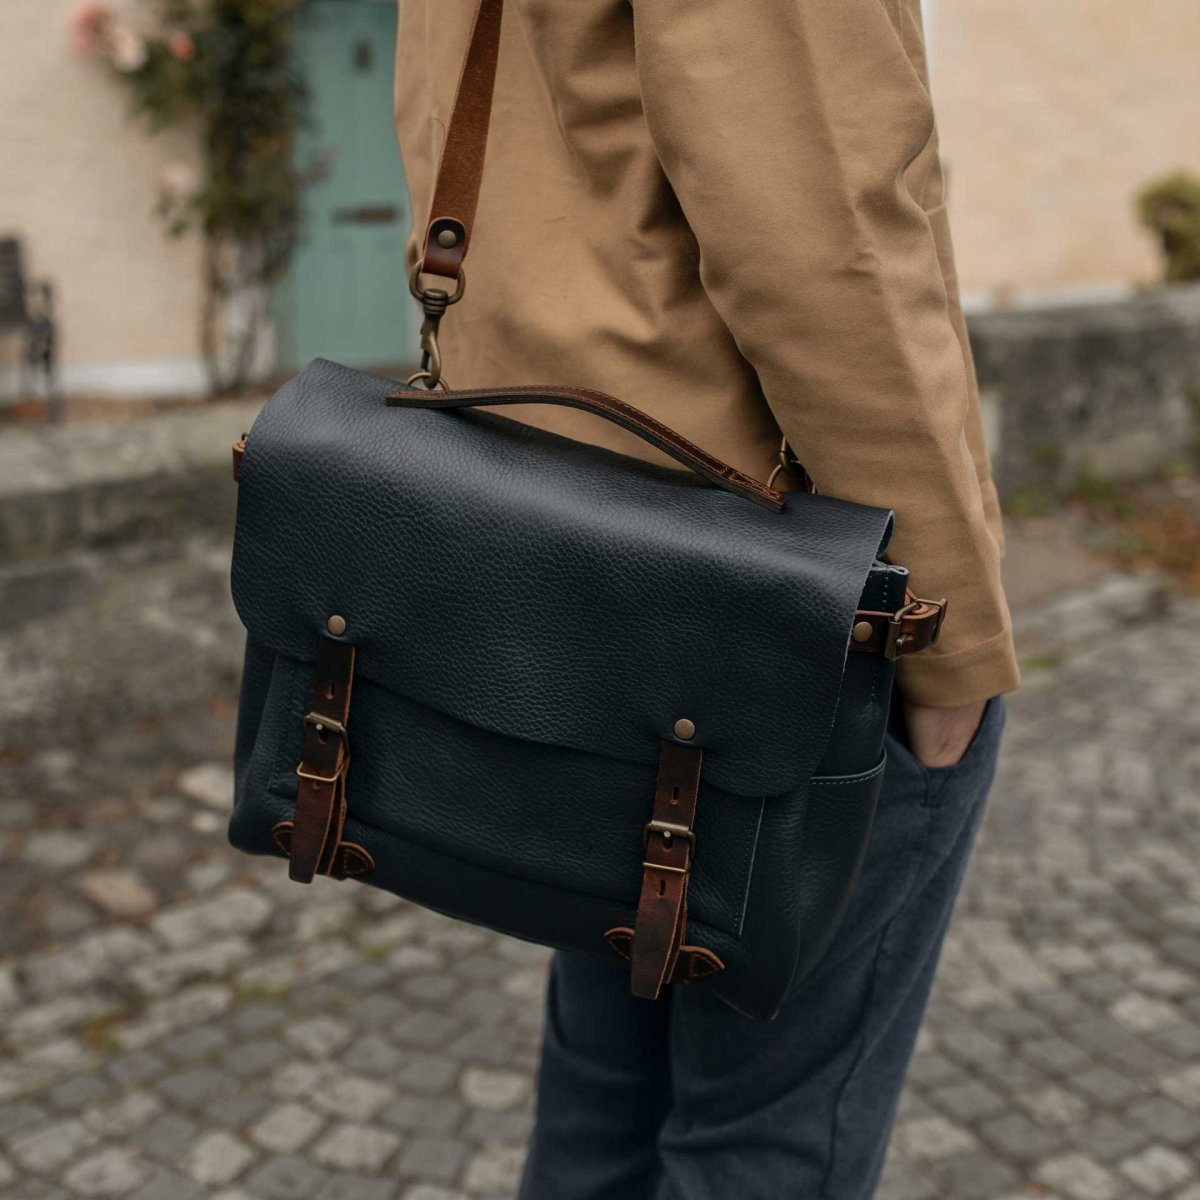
[961,281,1137,315]
[0,356,210,402]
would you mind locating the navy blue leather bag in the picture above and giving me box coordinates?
[227,0,946,1019]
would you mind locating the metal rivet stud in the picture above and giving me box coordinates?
[851,620,874,643]
[673,718,696,740]
[436,228,459,248]
[327,614,347,637]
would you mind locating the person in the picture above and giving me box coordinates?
[394,0,1018,1195]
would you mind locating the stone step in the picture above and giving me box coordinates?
[0,399,261,564]
[2,535,243,754]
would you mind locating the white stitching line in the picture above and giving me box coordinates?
[810,759,888,787]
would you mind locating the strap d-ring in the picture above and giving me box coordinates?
[408,259,466,305]
[405,369,448,391]
[767,436,817,494]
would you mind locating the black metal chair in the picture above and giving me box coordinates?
[0,237,61,421]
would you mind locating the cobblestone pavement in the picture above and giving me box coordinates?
[2,591,1199,1200]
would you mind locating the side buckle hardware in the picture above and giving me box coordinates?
[883,596,949,660]
[883,600,918,660]
[643,820,696,874]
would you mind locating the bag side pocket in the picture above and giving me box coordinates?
[789,756,888,987]
[229,648,303,856]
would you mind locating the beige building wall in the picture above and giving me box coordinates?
[931,0,1200,306]
[1,0,1197,396]
[0,0,205,395]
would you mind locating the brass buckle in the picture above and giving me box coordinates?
[303,711,349,754]
[296,759,349,785]
[296,715,348,783]
[644,820,695,871]
[882,596,948,659]
[883,600,920,660]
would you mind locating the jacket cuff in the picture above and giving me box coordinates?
[895,626,1021,708]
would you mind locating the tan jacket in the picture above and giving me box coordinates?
[394,0,1019,707]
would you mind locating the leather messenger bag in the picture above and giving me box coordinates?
[227,0,947,1020]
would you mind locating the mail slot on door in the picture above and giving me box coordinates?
[332,206,401,225]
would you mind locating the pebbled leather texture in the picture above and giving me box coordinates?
[230,358,903,1018]
[232,360,894,796]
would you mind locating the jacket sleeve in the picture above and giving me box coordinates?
[629,0,1019,707]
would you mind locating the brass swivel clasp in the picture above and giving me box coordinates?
[406,259,465,390]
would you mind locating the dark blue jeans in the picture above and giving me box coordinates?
[518,694,1006,1200]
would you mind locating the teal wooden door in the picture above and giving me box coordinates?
[279,0,416,369]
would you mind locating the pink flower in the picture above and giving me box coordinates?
[70,1,111,55]
[108,22,148,73]
[160,161,199,198]
[168,32,196,61]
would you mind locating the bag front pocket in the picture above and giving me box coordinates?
[257,665,766,939]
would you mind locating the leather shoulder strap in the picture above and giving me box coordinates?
[418,0,505,282]
[406,0,828,507]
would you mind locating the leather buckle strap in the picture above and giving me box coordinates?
[624,739,705,1000]
[848,591,948,660]
[280,635,358,884]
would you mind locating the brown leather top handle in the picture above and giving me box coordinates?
[385,384,786,511]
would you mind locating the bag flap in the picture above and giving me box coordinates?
[231,360,895,798]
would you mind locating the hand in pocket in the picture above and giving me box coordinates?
[901,698,989,770]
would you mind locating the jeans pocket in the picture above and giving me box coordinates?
[923,695,1006,805]
[886,695,1006,805]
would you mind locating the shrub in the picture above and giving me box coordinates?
[1137,171,1200,284]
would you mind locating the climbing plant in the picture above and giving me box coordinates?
[73,0,310,393]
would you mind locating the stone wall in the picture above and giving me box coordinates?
[970,285,1200,500]
[0,401,259,753]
